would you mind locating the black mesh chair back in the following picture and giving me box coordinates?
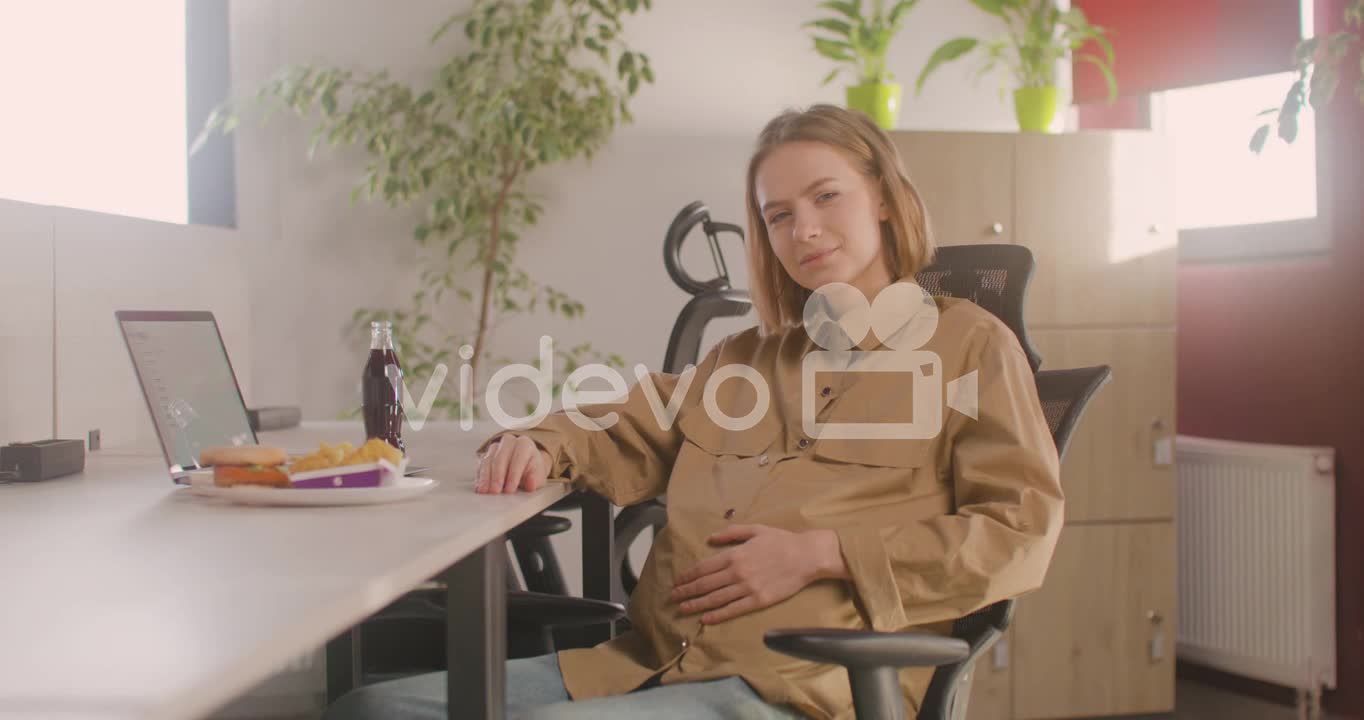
[1034,366,1111,459]
[918,364,1111,720]
[914,244,1042,373]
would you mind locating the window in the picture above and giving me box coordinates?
[0,1,232,226]
[1150,0,1327,262]
[1156,72,1317,231]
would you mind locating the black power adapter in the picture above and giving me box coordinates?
[0,439,86,483]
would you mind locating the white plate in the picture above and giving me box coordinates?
[187,476,438,507]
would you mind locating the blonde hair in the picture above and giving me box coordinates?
[744,104,935,334]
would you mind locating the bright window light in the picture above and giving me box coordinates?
[0,2,187,224]
[1157,72,1317,231]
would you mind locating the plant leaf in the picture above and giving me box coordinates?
[1088,29,1115,65]
[814,37,855,61]
[808,18,853,37]
[1294,37,1320,67]
[1309,63,1340,111]
[1249,124,1271,154]
[888,0,920,27]
[818,0,861,19]
[1076,54,1118,103]
[916,37,978,94]
[968,0,1006,17]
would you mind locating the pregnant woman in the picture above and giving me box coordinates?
[325,103,1063,720]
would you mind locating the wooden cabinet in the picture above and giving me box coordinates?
[1031,329,1176,522]
[1013,523,1177,719]
[891,130,1177,720]
[892,132,1016,247]
[1015,133,1177,328]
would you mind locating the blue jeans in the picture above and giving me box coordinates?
[322,653,805,719]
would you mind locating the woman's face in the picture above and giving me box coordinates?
[754,140,892,300]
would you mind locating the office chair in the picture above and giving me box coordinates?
[613,243,1044,597]
[763,364,1112,720]
[915,244,1042,373]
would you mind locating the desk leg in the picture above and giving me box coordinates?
[325,627,363,704]
[445,536,507,720]
[581,493,618,645]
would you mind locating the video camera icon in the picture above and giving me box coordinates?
[801,282,978,440]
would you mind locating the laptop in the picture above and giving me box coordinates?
[117,311,259,484]
[117,310,426,484]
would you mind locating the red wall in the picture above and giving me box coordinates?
[1073,0,1302,102]
[1175,0,1364,714]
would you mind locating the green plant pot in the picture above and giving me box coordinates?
[1013,86,1058,132]
[846,83,902,130]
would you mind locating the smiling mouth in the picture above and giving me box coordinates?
[800,247,839,265]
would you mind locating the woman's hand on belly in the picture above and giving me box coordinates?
[669,525,848,625]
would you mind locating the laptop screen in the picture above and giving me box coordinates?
[116,311,256,476]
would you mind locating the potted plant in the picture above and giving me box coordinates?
[195,0,654,418]
[1251,0,1362,152]
[807,0,921,129]
[915,0,1116,132]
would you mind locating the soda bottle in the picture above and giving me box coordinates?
[362,321,405,453]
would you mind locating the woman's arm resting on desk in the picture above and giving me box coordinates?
[476,434,554,494]
[473,337,729,506]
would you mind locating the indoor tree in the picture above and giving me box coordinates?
[196,0,655,418]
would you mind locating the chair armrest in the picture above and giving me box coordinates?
[368,588,623,630]
[764,628,970,669]
[508,592,626,629]
[507,513,573,540]
[548,490,588,511]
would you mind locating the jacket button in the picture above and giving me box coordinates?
[681,639,690,649]
[821,386,832,397]
[758,454,769,466]
[724,508,735,519]
[798,438,810,449]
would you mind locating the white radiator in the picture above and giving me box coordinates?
[1176,435,1336,700]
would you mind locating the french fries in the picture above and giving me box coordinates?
[288,438,403,473]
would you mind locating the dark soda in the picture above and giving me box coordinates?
[362,321,405,453]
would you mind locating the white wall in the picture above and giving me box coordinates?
[52,208,251,450]
[0,202,54,444]
[0,199,251,453]
[229,0,1069,422]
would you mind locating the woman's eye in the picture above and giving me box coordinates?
[817,191,838,203]
[768,211,789,225]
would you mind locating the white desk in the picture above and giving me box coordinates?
[0,423,571,720]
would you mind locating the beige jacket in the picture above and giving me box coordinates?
[479,296,1063,719]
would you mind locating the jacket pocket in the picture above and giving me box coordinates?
[675,409,779,457]
[811,435,938,470]
[668,411,781,521]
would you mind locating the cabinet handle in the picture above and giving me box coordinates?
[1152,419,1173,467]
[1147,611,1166,661]
[991,636,1009,670]
[990,222,1005,235]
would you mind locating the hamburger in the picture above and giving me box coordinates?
[201,446,291,488]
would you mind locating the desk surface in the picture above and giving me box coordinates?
[0,422,567,720]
